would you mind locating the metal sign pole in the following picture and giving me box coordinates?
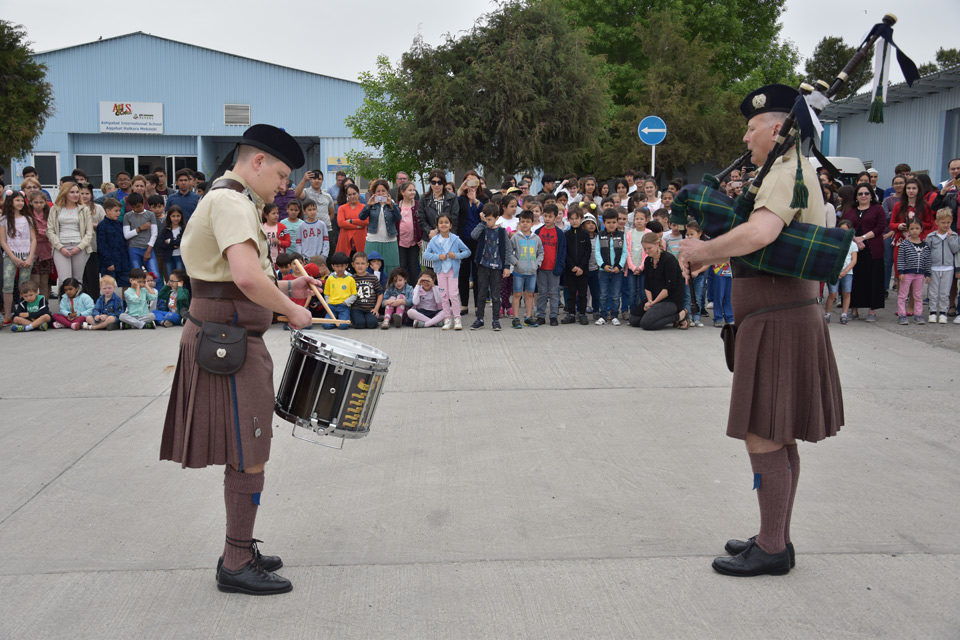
[651,145,656,176]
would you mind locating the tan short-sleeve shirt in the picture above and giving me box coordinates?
[181,171,274,281]
[753,147,825,227]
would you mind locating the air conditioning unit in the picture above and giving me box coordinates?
[224,104,251,126]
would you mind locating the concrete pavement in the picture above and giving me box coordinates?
[1,305,958,639]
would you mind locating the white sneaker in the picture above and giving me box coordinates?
[928,314,937,324]
[706,302,714,309]
[454,317,463,331]
[939,314,948,324]
[611,317,621,326]
[441,318,453,331]
[595,317,606,326]
[955,316,960,325]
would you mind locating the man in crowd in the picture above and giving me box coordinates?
[391,171,418,201]
[22,166,53,200]
[165,168,201,221]
[327,170,346,202]
[294,169,336,234]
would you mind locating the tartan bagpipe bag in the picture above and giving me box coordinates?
[670,174,853,285]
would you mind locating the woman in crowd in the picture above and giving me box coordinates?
[628,232,688,330]
[335,183,368,258]
[47,182,94,292]
[842,183,887,321]
[418,170,460,247]
[395,182,422,282]
[359,179,402,276]
[456,170,487,313]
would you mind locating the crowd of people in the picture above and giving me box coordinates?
[2,157,959,333]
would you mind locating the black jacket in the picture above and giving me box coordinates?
[564,226,592,273]
[417,191,460,238]
[155,226,185,259]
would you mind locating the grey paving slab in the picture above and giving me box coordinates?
[1,309,958,638]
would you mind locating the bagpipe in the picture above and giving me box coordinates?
[671,14,920,285]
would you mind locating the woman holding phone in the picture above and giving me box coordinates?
[456,170,488,312]
[359,179,402,275]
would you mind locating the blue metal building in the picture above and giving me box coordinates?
[12,32,369,190]
[820,65,960,185]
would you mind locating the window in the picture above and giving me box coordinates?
[108,156,136,182]
[224,104,251,126]
[32,153,60,188]
[75,155,104,188]
[164,156,199,180]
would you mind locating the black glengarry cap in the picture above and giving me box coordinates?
[240,124,305,170]
[739,84,799,121]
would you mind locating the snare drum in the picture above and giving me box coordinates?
[275,331,390,442]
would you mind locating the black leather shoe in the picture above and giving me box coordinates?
[217,540,283,576]
[217,560,292,595]
[712,540,791,577]
[725,535,795,568]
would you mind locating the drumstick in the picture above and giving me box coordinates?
[291,258,351,326]
[277,316,350,325]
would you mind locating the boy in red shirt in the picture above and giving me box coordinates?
[534,204,567,326]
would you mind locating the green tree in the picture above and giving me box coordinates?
[396,0,608,179]
[803,36,873,101]
[344,55,431,182]
[0,21,53,161]
[917,47,960,76]
[595,9,745,177]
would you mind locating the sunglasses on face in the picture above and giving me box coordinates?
[430,180,443,185]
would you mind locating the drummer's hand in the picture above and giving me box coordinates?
[289,275,321,299]
[285,305,313,330]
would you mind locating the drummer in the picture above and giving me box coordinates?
[160,124,318,596]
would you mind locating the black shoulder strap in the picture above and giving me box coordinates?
[210,178,246,194]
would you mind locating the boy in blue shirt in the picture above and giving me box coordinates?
[595,209,627,325]
[83,275,124,330]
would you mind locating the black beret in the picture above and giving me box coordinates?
[739,84,799,121]
[240,124,305,170]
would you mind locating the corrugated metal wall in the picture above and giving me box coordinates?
[834,87,960,183]
[33,32,363,138]
[72,134,196,155]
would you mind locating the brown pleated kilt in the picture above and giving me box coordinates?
[726,276,844,443]
[160,283,274,469]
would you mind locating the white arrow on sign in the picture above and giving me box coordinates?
[641,127,667,135]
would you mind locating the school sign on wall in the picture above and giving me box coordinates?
[99,102,164,134]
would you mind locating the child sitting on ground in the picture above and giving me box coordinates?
[407,269,447,328]
[52,277,94,330]
[155,269,190,327]
[10,280,51,332]
[321,251,356,331]
[120,267,158,329]
[84,275,124,330]
[367,251,389,292]
[348,251,383,329]
[381,267,414,329]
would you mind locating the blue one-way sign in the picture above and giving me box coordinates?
[638,116,667,146]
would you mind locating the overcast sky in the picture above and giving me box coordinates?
[8,0,952,88]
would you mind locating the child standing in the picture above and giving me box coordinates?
[712,261,734,327]
[423,214,471,331]
[595,209,626,325]
[97,199,131,288]
[84,275,124,330]
[823,219,858,325]
[322,252,356,331]
[28,192,54,301]
[1,190,37,326]
[261,203,290,270]
[508,210,544,328]
[925,209,960,324]
[120,267,158,329]
[561,206,591,325]
[159,205,186,276]
[407,270,447,328]
[535,204,566,326]
[297,200,329,264]
[284,199,303,251]
[685,222,711,327]
[896,218,931,325]
[381,267,414,329]
[10,280,51,332]
[470,203,511,330]
[624,207,649,314]
[496,194,519,317]
[349,251,383,329]
[155,269,191,327]
[123,193,159,276]
[582,212,601,319]
[51,277,94,330]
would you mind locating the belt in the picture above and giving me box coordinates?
[191,279,251,301]
[183,310,264,339]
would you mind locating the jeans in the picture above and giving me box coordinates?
[691,273,706,322]
[883,235,894,292]
[398,244,420,282]
[475,265,503,319]
[597,269,623,318]
[128,246,159,277]
[165,255,185,277]
[625,272,644,310]
[153,310,182,325]
[587,270,600,313]
[715,276,734,323]
[535,271,561,318]
[350,307,379,328]
[322,303,351,330]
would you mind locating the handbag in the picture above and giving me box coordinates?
[185,312,262,376]
[719,298,819,373]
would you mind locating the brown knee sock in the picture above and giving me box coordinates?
[749,448,791,554]
[783,444,800,544]
[222,466,264,571]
